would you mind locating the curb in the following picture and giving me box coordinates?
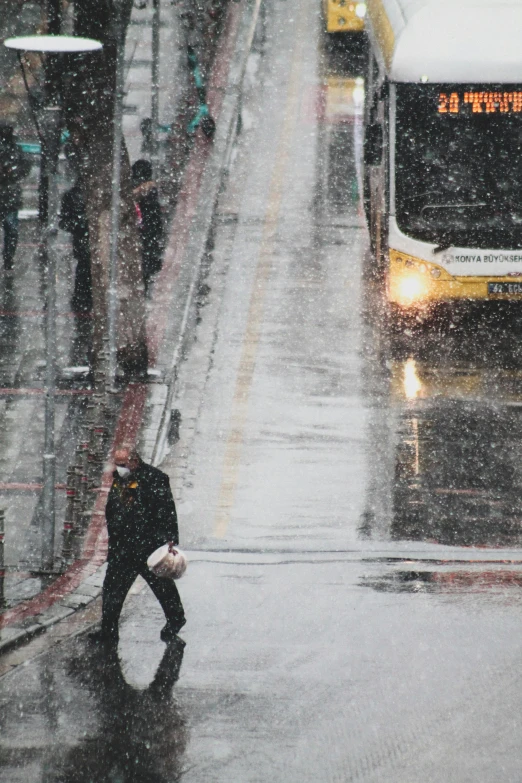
[0,0,261,657]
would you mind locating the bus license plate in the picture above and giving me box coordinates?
[488,282,522,296]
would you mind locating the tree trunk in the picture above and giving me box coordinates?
[64,0,148,378]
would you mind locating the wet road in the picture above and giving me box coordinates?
[3,0,522,780]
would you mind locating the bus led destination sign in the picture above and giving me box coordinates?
[438,91,522,115]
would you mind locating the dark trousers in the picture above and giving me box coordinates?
[141,240,162,293]
[72,247,92,313]
[102,554,185,637]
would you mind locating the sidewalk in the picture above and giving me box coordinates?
[0,0,261,654]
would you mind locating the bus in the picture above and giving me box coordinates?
[363,0,522,312]
[323,0,366,34]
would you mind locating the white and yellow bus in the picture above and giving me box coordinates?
[323,0,366,34]
[363,0,522,311]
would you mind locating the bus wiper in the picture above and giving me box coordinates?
[432,240,452,254]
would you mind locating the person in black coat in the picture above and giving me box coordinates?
[132,159,164,293]
[91,447,185,645]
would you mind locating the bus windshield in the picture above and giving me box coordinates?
[395,84,522,249]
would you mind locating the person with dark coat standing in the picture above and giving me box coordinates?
[59,183,92,313]
[132,159,164,292]
[90,447,186,645]
[0,123,30,273]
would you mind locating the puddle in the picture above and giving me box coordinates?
[361,568,522,594]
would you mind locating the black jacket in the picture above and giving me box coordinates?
[60,185,90,262]
[105,461,178,559]
[133,180,164,273]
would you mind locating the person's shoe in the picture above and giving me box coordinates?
[87,629,119,645]
[160,618,186,642]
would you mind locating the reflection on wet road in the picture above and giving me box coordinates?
[365,306,522,548]
[362,566,522,594]
[0,630,187,783]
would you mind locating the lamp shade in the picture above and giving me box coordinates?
[4,35,102,53]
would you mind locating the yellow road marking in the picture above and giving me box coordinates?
[214,9,308,537]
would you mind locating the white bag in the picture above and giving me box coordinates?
[147,543,187,580]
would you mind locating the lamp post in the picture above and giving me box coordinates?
[151,0,161,169]
[39,0,62,226]
[4,35,102,571]
[109,2,127,387]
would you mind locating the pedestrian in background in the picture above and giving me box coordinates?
[59,182,92,313]
[0,123,30,274]
[140,117,154,155]
[89,447,185,645]
[132,159,164,293]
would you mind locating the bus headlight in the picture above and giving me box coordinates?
[396,274,427,306]
[355,3,366,18]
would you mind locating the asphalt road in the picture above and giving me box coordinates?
[2,0,522,781]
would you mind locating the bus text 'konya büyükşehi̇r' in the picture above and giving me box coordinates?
[363,0,522,312]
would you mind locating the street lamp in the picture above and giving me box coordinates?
[109,3,128,388]
[4,35,102,572]
[151,0,161,168]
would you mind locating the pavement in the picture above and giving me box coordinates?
[3,0,522,780]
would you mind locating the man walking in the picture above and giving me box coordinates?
[132,159,164,292]
[59,181,92,313]
[90,447,185,645]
